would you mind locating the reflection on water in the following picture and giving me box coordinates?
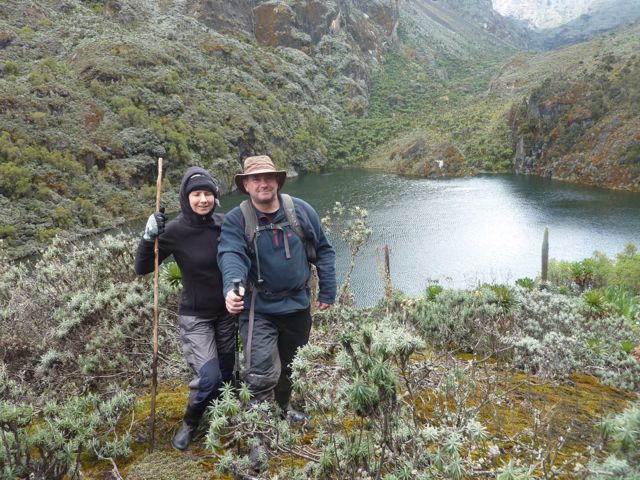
[220,171,640,307]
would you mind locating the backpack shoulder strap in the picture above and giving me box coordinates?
[281,194,317,264]
[281,193,305,240]
[239,199,258,245]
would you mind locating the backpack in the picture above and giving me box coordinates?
[239,193,317,264]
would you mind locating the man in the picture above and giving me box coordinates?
[218,155,336,420]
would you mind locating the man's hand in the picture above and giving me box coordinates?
[225,286,245,314]
[315,302,332,311]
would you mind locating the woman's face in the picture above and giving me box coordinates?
[188,190,215,215]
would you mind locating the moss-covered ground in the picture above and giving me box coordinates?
[80,358,635,479]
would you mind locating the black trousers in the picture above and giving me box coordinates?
[238,307,312,407]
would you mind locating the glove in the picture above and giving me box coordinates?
[142,208,166,242]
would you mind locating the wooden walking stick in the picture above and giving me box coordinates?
[149,157,163,452]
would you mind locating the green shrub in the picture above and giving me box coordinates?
[613,243,640,294]
[411,285,640,388]
[118,105,147,127]
[0,366,134,480]
[0,162,31,198]
[161,261,182,289]
[17,26,34,40]
[0,224,17,240]
[193,127,227,159]
[4,60,19,76]
[74,197,99,227]
[548,245,638,294]
[0,234,181,395]
[36,227,58,242]
[205,317,498,479]
[602,286,640,324]
[515,277,535,289]
[588,402,640,479]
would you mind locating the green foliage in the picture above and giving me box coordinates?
[515,277,535,289]
[411,285,640,388]
[193,127,227,160]
[161,70,181,95]
[118,105,148,127]
[614,243,640,295]
[0,162,31,198]
[74,197,99,227]
[207,316,506,480]
[426,283,444,301]
[289,114,330,172]
[603,286,640,323]
[17,26,33,40]
[161,261,182,290]
[0,233,181,395]
[0,363,134,480]
[548,245,640,310]
[322,203,372,305]
[4,60,19,76]
[412,285,514,356]
[588,402,640,479]
[0,224,17,240]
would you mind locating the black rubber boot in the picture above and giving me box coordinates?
[280,403,309,424]
[171,421,195,451]
[171,405,204,451]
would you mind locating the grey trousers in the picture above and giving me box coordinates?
[238,307,312,408]
[178,313,236,425]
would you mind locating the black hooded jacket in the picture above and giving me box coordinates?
[134,166,225,316]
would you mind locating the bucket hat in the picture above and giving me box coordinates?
[234,155,287,194]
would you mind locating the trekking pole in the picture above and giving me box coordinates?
[149,157,163,452]
[232,278,242,388]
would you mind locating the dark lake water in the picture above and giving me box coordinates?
[219,171,640,307]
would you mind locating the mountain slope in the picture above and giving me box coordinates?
[0,0,396,258]
[510,25,640,190]
[363,20,640,189]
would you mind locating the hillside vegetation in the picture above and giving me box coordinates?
[359,21,640,189]
[1,0,639,260]
[0,0,394,257]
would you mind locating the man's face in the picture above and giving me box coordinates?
[243,173,278,206]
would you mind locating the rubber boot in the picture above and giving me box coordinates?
[171,421,195,451]
[171,405,203,451]
[280,402,309,424]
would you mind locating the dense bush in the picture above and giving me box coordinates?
[204,308,502,479]
[411,285,640,390]
[0,233,181,396]
[588,401,640,479]
[0,364,134,480]
[548,244,640,295]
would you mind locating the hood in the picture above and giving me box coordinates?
[179,166,219,225]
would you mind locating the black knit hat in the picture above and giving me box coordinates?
[185,172,219,197]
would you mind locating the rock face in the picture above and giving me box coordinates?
[252,0,398,55]
[512,59,640,192]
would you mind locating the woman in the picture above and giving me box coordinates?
[134,166,234,451]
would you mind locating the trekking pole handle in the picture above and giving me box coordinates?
[233,278,242,297]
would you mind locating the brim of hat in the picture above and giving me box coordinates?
[234,170,287,194]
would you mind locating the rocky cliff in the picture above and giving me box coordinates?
[511,27,640,191]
